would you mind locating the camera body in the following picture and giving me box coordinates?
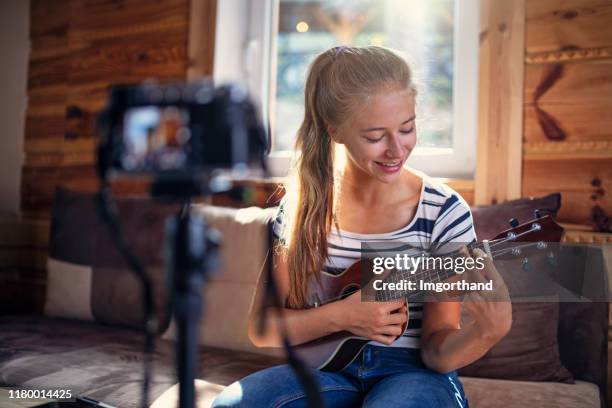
[97,80,268,196]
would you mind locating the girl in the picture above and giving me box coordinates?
[213,45,511,408]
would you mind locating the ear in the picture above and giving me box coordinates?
[326,124,342,144]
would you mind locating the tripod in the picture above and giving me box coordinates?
[167,203,219,408]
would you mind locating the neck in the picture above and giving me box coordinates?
[339,160,408,206]
[374,241,485,302]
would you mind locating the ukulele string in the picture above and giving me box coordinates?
[313,222,545,304]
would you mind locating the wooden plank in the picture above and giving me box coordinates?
[526,46,612,64]
[21,165,99,213]
[30,0,68,39]
[475,0,525,205]
[523,140,612,160]
[68,0,188,50]
[29,0,69,63]
[24,137,97,155]
[25,151,97,168]
[522,158,612,225]
[523,61,612,160]
[526,0,612,54]
[30,35,70,62]
[21,0,193,215]
[0,218,50,248]
[563,229,612,244]
[28,58,69,91]
[68,30,188,85]
[524,103,612,144]
[25,114,66,141]
[524,61,612,107]
[187,0,217,79]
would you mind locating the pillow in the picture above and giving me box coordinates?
[557,248,608,400]
[45,187,180,332]
[459,193,574,383]
[471,193,561,241]
[161,204,284,357]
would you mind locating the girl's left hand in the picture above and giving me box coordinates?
[462,248,512,342]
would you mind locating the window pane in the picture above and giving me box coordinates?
[274,0,455,152]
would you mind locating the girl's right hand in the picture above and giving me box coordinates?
[340,290,408,345]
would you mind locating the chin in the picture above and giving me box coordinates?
[372,169,404,183]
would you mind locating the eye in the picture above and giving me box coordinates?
[400,128,414,135]
[365,136,384,143]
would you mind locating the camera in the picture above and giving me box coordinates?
[97,79,268,197]
[95,80,271,408]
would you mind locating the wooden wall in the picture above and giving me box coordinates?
[476,0,611,242]
[1,0,217,315]
[523,0,612,236]
[23,0,192,218]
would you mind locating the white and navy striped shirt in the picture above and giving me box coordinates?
[273,174,476,349]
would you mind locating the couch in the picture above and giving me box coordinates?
[0,188,608,407]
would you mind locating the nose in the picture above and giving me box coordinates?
[385,134,404,158]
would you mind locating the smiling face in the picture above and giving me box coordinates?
[332,88,417,184]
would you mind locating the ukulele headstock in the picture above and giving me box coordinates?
[491,212,564,243]
[487,211,564,269]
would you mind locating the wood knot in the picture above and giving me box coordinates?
[479,29,488,44]
[591,178,602,187]
[561,10,578,19]
[497,23,506,32]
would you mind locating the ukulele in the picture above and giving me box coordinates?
[292,213,564,372]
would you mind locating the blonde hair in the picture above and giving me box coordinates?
[279,45,417,308]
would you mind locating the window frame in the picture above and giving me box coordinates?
[213,0,480,179]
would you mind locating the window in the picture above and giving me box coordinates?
[214,0,479,179]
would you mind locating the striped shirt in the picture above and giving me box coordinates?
[272,174,476,349]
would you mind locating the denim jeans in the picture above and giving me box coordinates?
[212,345,469,408]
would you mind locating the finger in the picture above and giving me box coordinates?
[472,248,503,284]
[465,262,487,287]
[458,245,471,259]
[473,249,511,299]
[389,303,407,314]
[465,290,486,303]
[467,249,492,286]
[387,311,408,325]
[381,300,405,312]
[372,334,396,345]
[379,324,404,336]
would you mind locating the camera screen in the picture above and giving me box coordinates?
[122,106,191,171]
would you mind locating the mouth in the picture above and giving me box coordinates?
[374,160,403,173]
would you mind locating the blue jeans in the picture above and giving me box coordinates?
[212,345,469,407]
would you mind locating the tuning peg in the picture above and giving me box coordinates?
[511,247,522,256]
[521,258,533,272]
[534,209,542,219]
[509,218,519,228]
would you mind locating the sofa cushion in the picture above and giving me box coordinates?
[470,194,608,399]
[459,302,573,383]
[46,187,180,332]
[460,377,599,408]
[45,258,94,321]
[558,299,609,403]
[162,204,283,357]
[461,193,574,383]
[0,316,284,408]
